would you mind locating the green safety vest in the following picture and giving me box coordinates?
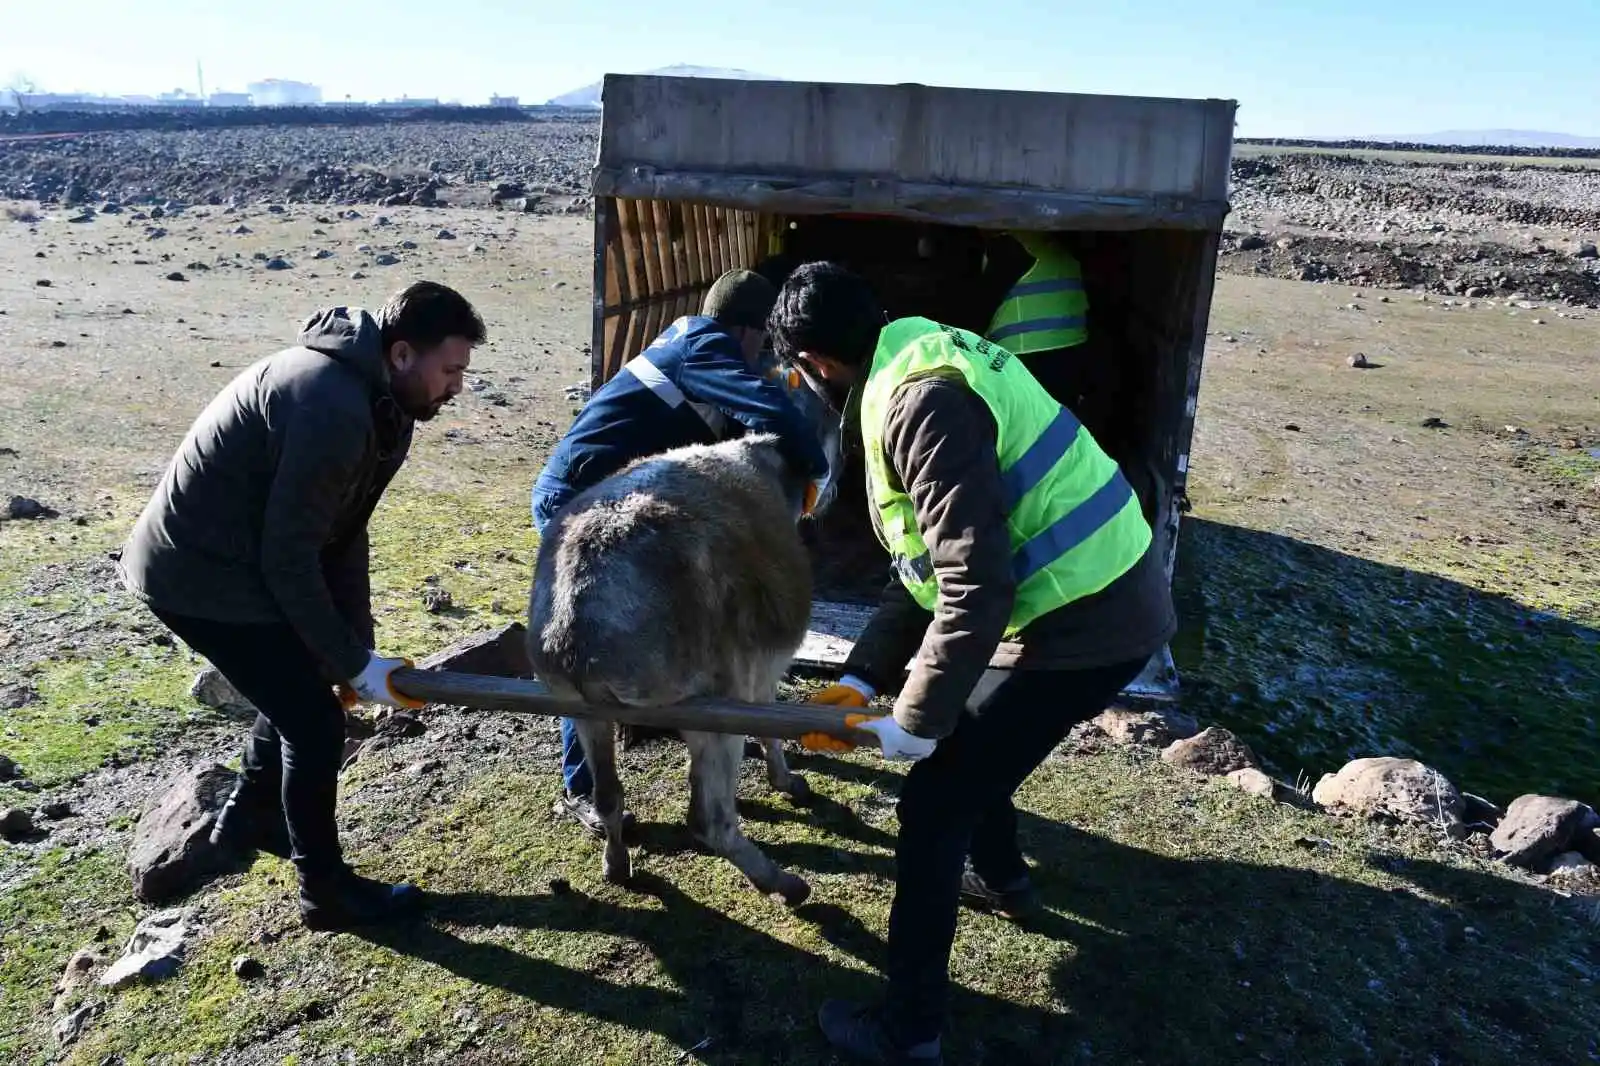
[860,317,1150,636]
[985,232,1089,355]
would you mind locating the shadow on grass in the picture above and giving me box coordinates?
[362,815,1595,1065]
[1172,518,1600,805]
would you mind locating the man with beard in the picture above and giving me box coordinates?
[118,280,485,929]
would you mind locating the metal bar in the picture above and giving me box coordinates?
[389,668,877,745]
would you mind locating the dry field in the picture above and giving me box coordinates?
[1,185,1597,1065]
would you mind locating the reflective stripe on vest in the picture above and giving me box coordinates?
[986,242,1088,356]
[623,324,729,438]
[859,317,1150,637]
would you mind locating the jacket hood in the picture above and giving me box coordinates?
[296,306,387,390]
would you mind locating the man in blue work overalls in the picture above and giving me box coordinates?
[530,268,831,836]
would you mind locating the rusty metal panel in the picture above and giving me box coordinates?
[597,75,1236,214]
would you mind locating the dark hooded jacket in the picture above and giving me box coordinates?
[119,307,412,681]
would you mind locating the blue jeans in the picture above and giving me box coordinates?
[532,480,593,799]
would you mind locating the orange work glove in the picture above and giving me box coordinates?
[799,676,875,751]
[801,712,878,753]
[334,683,359,712]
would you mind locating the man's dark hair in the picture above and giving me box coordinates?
[767,261,884,367]
[378,280,487,353]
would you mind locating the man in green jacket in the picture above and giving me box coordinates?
[774,262,1176,1065]
[119,281,486,930]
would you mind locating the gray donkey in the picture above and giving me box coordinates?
[527,433,818,905]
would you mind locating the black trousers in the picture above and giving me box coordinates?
[153,607,347,876]
[884,657,1150,1042]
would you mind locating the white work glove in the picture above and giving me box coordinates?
[855,714,938,763]
[349,652,424,710]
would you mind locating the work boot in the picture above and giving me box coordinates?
[298,864,425,931]
[959,868,1037,920]
[552,790,636,840]
[209,777,292,860]
[817,1000,943,1065]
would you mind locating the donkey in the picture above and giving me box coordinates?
[526,433,818,905]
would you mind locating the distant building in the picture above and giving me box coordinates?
[372,95,439,109]
[490,95,519,108]
[246,79,322,107]
[157,89,204,108]
[208,91,252,108]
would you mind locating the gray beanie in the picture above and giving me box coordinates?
[702,269,778,330]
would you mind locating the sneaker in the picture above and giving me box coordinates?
[959,868,1037,920]
[552,790,637,839]
[298,865,425,931]
[209,778,292,860]
[817,1000,942,1065]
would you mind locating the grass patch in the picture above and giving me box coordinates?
[1173,518,1600,806]
[46,751,1600,1065]
[367,484,539,654]
[0,847,138,1062]
[1,647,205,797]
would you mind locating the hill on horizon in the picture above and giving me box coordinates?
[546,64,780,108]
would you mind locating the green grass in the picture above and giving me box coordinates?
[1172,518,1600,807]
[367,483,540,654]
[33,751,1600,1065]
[0,846,139,1062]
[0,650,200,794]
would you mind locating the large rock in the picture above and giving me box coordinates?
[416,621,530,676]
[189,667,254,714]
[99,909,191,988]
[1091,707,1200,749]
[53,947,106,1011]
[1226,768,1278,799]
[1,806,37,841]
[1160,727,1260,776]
[1490,795,1597,871]
[127,764,236,903]
[1311,757,1464,827]
[53,1002,102,1046]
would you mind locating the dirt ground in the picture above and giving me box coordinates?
[1,196,1597,1064]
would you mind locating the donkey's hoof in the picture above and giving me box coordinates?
[784,774,813,805]
[776,873,812,908]
[602,845,632,885]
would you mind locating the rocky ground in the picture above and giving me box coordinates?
[4,117,1598,304]
[1223,149,1600,303]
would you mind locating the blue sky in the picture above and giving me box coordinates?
[2,0,1594,138]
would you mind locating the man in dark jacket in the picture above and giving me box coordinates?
[532,268,831,835]
[771,262,1177,1065]
[119,280,486,930]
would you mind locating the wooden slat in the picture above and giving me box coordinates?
[615,198,649,359]
[390,668,877,744]
[713,206,733,276]
[682,201,706,293]
[652,198,680,301]
[692,202,717,284]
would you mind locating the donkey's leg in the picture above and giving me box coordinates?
[683,729,811,906]
[746,655,812,803]
[574,717,630,884]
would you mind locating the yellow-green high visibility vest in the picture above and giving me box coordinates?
[860,317,1150,637]
[985,232,1088,355]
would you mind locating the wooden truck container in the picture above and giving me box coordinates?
[585,73,1236,705]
